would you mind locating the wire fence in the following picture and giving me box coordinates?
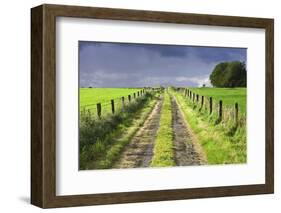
[178,88,246,127]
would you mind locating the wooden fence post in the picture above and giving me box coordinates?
[193,93,195,102]
[111,99,115,114]
[201,96,204,109]
[219,100,223,121]
[196,94,199,103]
[121,97,125,110]
[137,91,139,97]
[97,103,101,118]
[209,97,213,114]
[235,102,239,125]
[128,95,131,102]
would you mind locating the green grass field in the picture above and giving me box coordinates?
[80,88,142,108]
[79,86,247,169]
[188,87,246,113]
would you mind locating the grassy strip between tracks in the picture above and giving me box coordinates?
[150,90,175,167]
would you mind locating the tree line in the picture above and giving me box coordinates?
[210,61,246,88]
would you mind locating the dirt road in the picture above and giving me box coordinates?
[171,95,206,166]
[113,96,163,168]
[113,93,206,169]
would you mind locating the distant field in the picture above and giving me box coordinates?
[188,87,246,113]
[79,88,143,117]
[80,88,141,108]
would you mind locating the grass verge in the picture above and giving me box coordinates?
[80,92,159,170]
[172,90,246,164]
[150,90,175,167]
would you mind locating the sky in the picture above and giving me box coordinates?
[79,41,246,88]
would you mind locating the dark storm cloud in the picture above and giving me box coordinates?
[190,47,247,63]
[79,41,246,88]
[141,45,188,58]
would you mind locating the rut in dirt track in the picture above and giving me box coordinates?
[113,97,163,169]
[171,95,205,166]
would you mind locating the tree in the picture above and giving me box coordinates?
[210,61,246,88]
[209,62,229,87]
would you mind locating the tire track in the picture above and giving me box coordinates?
[171,95,206,166]
[113,96,163,168]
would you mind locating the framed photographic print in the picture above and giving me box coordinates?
[31,4,274,208]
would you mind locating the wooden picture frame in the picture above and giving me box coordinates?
[31,4,274,208]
